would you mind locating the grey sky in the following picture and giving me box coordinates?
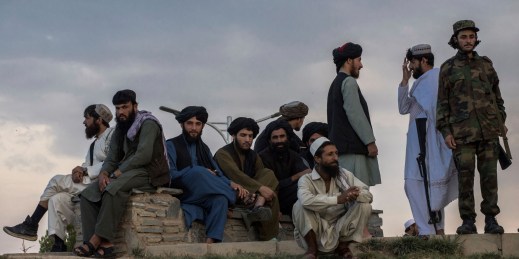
[1,0,518,254]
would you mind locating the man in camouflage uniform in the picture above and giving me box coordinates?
[436,20,506,234]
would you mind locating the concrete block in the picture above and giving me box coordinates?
[208,241,277,256]
[457,234,501,255]
[146,243,208,257]
[277,240,305,255]
[502,233,519,257]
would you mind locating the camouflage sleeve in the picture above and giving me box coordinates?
[436,62,452,138]
[486,59,506,122]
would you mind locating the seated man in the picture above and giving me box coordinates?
[293,137,372,259]
[3,104,113,252]
[300,122,328,169]
[214,117,280,241]
[167,106,251,243]
[404,219,419,236]
[259,119,310,216]
[74,90,170,257]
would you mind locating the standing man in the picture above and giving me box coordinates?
[292,137,372,259]
[398,44,458,235]
[74,90,170,257]
[167,106,250,243]
[328,42,381,186]
[3,104,113,252]
[214,117,280,241]
[259,119,311,216]
[437,20,506,234]
[254,101,309,153]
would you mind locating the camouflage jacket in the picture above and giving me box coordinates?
[436,51,506,144]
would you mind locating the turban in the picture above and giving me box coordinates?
[302,122,328,145]
[227,117,259,138]
[309,137,331,157]
[95,104,113,124]
[264,119,293,141]
[175,106,208,124]
[333,42,362,72]
[112,89,137,105]
[404,219,416,229]
[279,101,309,120]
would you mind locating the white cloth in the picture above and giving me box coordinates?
[40,127,113,239]
[397,68,458,211]
[405,179,445,235]
[292,168,372,253]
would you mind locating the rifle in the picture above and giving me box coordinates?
[415,118,442,232]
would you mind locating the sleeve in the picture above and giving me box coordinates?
[436,64,452,138]
[166,140,191,181]
[398,84,412,115]
[101,129,122,174]
[215,149,262,192]
[117,120,160,173]
[297,175,338,212]
[342,77,376,144]
[350,173,373,203]
[83,129,114,179]
[490,66,506,122]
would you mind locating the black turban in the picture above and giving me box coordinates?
[175,106,208,123]
[264,119,294,141]
[227,117,259,138]
[332,42,362,73]
[302,122,328,146]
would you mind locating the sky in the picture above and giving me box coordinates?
[1,0,519,254]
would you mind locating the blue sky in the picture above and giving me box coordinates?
[1,0,518,254]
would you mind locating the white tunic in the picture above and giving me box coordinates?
[397,68,457,211]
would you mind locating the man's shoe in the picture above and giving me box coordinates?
[50,235,68,252]
[456,219,477,234]
[3,216,38,241]
[484,216,504,234]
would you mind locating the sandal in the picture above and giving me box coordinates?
[94,246,116,258]
[74,241,96,257]
[235,192,257,209]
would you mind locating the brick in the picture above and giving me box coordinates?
[156,209,167,217]
[142,218,162,226]
[164,226,181,233]
[131,202,147,208]
[136,226,163,233]
[138,210,157,217]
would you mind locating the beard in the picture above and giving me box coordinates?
[320,162,340,178]
[412,65,424,79]
[182,128,202,144]
[85,122,100,139]
[116,109,136,135]
[270,141,289,156]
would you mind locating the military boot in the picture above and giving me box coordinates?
[456,218,477,234]
[484,216,504,234]
[3,216,38,241]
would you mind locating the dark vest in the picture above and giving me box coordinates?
[327,72,371,155]
[167,135,193,171]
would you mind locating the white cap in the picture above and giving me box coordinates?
[404,219,415,229]
[309,137,331,156]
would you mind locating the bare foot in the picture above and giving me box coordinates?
[255,195,266,208]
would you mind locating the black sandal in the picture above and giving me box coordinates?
[235,192,257,209]
[73,241,96,257]
[94,246,115,258]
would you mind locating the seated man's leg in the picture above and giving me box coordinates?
[176,166,236,205]
[200,194,229,243]
[338,202,372,244]
[258,195,280,240]
[48,192,75,252]
[292,201,319,258]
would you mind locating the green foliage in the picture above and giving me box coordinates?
[38,224,77,253]
[38,231,53,253]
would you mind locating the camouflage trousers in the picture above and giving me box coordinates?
[453,139,500,220]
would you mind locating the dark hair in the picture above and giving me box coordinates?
[112,89,137,105]
[448,31,481,50]
[406,49,435,66]
[265,120,292,141]
[84,104,109,127]
[314,141,335,158]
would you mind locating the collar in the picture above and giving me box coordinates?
[455,50,481,61]
[310,168,322,180]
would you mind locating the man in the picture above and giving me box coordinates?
[292,137,372,259]
[328,42,381,186]
[259,119,311,216]
[74,90,170,257]
[398,44,458,235]
[437,20,506,234]
[301,122,328,169]
[404,219,419,236]
[214,117,280,240]
[254,101,309,153]
[167,106,250,243]
[3,104,113,252]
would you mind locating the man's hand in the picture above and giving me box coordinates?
[337,186,360,204]
[445,135,456,149]
[230,181,249,199]
[71,166,84,183]
[367,142,378,157]
[258,186,275,201]
[98,171,110,192]
[206,168,217,176]
[401,57,411,86]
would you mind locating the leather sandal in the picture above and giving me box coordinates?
[74,241,96,257]
[94,246,116,258]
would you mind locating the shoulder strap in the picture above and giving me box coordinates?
[89,140,96,166]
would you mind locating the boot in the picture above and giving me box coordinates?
[303,230,318,259]
[484,216,504,234]
[50,235,68,252]
[456,218,477,234]
[3,215,38,241]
